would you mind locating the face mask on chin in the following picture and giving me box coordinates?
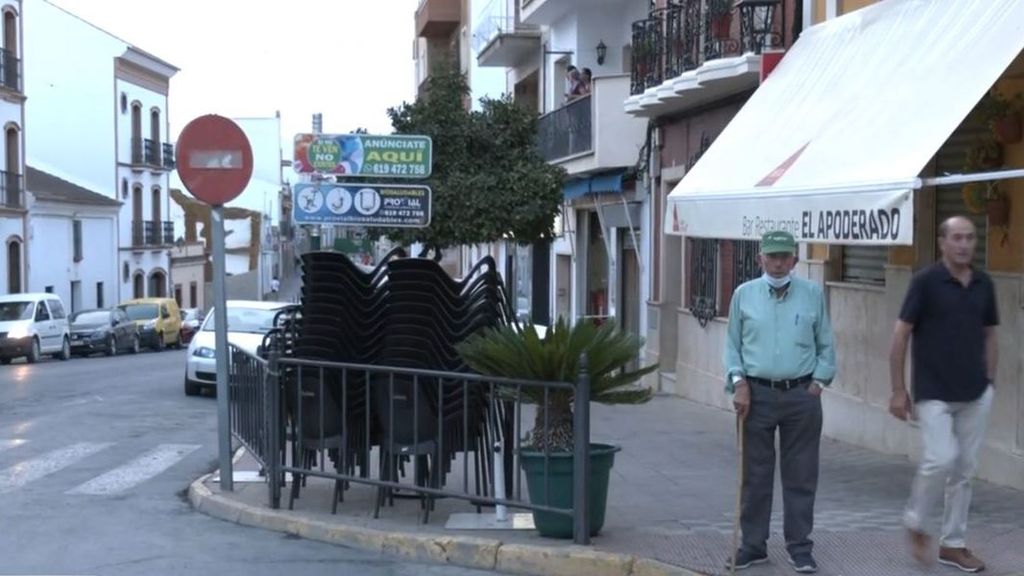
[762,272,792,289]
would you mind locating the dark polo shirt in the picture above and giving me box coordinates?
[899,263,998,403]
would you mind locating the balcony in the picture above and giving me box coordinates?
[132,220,175,248]
[131,138,171,171]
[162,142,176,169]
[537,74,647,176]
[475,0,541,67]
[416,0,461,39]
[519,0,585,26]
[0,48,21,94]
[625,0,793,117]
[0,170,23,209]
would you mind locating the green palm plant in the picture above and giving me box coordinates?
[455,317,657,452]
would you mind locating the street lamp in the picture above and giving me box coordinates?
[596,40,607,65]
[736,0,780,53]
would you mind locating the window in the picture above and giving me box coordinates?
[174,284,182,307]
[687,238,719,327]
[44,285,53,293]
[7,239,20,293]
[96,282,104,308]
[35,302,50,321]
[189,281,197,308]
[48,299,66,319]
[841,246,887,285]
[731,240,761,287]
[72,219,83,262]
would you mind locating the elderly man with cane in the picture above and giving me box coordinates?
[723,230,836,573]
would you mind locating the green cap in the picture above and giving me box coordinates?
[760,230,797,255]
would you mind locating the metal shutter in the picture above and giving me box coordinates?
[933,118,989,270]
[841,245,887,284]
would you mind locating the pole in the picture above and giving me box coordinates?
[572,353,591,545]
[212,205,233,491]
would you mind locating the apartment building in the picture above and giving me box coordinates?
[0,0,24,295]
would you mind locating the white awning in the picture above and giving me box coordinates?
[666,0,1024,245]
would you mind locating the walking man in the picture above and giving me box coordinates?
[889,216,996,573]
[724,230,835,572]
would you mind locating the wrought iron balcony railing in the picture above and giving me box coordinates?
[162,142,175,169]
[0,170,22,209]
[144,139,160,166]
[629,0,789,96]
[0,48,20,93]
[132,220,174,247]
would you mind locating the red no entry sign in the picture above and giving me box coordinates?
[175,115,253,205]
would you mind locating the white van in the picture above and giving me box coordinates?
[0,293,72,364]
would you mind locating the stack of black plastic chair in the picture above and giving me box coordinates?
[371,254,511,521]
[283,249,398,511]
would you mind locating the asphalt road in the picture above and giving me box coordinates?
[0,348,496,576]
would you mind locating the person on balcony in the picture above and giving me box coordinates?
[565,65,586,102]
[580,68,593,95]
[723,230,835,573]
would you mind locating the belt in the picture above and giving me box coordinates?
[747,374,812,391]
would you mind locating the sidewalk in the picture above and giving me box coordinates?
[190,395,1024,576]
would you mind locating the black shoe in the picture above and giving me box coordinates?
[788,552,818,573]
[725,549,769,570]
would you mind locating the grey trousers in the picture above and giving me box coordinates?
[740,382,823,557]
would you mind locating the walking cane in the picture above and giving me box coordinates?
[729,414,745,576]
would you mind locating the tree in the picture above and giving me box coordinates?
[367,61,565,252]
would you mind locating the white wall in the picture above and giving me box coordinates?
[27,206,118,311]
[23,0,125,194]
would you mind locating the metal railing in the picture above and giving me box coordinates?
[733,239,761,287]
[132,220,173,246]
[144,139,160,166]
[0,48,20,92]
[131,138,145,165]
[226,339,597,545]
[162,221,175,245]
[688,237,718,327]
[537,94,592,162]
[0,170,22,208]
[629,0,789,95]
[162,142,175,169]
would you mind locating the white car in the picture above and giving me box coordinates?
[0,293,72,364]
[184,300,291,396]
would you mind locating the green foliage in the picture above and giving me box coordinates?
[455,317,657,451]
[367,60,566,250]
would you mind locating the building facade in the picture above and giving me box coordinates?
[25,167,119,311]
[23,0,177,304]
[656,0,1024,490]
[0,0,24,296]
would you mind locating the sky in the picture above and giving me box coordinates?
[48,0,420,152]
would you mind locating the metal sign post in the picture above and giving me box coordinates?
[211,205,232,490]
[175,115,254,492]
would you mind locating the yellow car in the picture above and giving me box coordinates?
[118,297,183,351]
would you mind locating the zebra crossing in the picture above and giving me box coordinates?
[0,439,201,496]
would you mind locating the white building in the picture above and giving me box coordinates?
[0,0,25,296]
[23,0,178,303]
[25,166,119,311]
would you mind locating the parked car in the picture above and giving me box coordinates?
[184,300,290,396]
[118,298,182,351]
[179,307,204,345]
[0,293,71,364]
[68,308,140,357]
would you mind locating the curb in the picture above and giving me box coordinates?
[188,474,704,576]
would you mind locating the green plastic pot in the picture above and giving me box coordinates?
[519,443,620,539]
